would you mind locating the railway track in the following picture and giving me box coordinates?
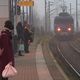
[49,37,80,80]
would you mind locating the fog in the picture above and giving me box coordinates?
[33,0,80,32]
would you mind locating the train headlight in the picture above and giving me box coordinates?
[68,27,71,31]
[57,27,61,32]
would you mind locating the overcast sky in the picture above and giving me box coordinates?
[65,0,79,13]
[33,0,80,30]
[34,0,80,16]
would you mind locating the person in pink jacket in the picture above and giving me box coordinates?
[0,20,14,80]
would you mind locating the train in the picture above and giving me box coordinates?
[54,12,74,39]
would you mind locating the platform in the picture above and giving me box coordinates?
[9,37,69,80]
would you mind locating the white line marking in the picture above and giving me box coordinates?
[36,44,53,80]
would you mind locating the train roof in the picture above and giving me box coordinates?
[54,12,73,23]
[59,12,70,16]
[54,16,73,20]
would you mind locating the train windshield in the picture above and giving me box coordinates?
[54,16,74,27]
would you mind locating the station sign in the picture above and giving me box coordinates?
[17,1,34,6]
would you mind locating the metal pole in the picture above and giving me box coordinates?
[76,0,78,32]
[22,6,24,23]
[9,0,14,23]
[48,1,50,33]
[9,0,11,20]
[29,6,31,25]
[45,0,47,33]
[70,3,71,15]
[29,0,32,25]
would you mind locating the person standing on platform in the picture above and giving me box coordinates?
[0,20,14,80]
[16,22,24,56]
[23,22,33,53]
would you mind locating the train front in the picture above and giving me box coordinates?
[54,12,74,38]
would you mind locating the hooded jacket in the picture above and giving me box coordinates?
[0,29,14,75]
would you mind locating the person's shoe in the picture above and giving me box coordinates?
[18,53,24,56]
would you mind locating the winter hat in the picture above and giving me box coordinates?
[4,20,14,30]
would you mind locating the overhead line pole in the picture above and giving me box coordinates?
[48,1,50,33]
[48,1,54,34]
[76,0,78,32]
[70,3,71,15]
[45,0,47,33]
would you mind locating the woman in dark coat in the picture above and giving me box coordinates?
[16,22,24,56]
[16,22,24,41]
[0,20,14,80]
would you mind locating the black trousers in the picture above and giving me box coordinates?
[24,41,29,53]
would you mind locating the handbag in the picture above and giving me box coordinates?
[18,43,24,51]
[2,63,17,78]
